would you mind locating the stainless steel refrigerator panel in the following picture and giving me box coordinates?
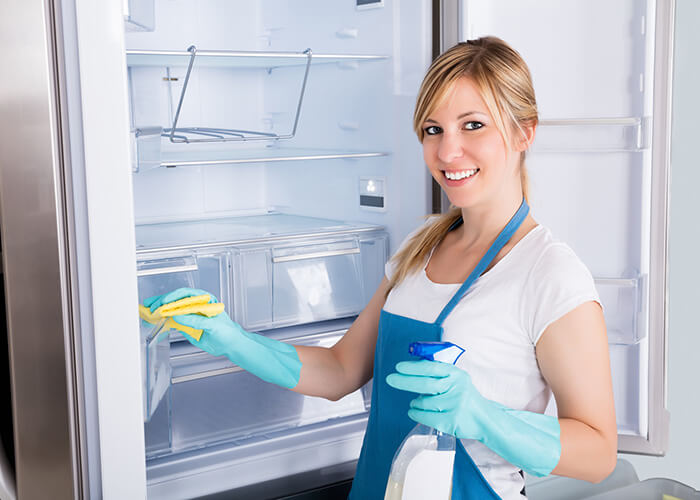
[0,0,84,498]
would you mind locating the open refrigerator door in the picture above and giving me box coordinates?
[454,0,673,457]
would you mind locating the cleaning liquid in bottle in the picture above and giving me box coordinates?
[384,341,465,500]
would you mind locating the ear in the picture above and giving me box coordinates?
[513,120,537,152]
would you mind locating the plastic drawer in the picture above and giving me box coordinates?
[141,320,170,423]
[156,330,369,455]
[359,232,389,304]
[234,236,368,330]
[585,478,700,500]
[137,250,230,421]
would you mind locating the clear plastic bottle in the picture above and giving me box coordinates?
[384,342,465,500]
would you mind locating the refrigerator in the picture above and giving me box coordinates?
[0,0,674,498]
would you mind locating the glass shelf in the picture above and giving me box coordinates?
[131,128,389,170]
[126,49,388,69]
[135,212,383,252]
[159,148,389,168]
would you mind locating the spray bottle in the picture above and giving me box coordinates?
[384,341,465,500]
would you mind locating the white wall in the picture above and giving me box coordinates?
[620,0,700,488]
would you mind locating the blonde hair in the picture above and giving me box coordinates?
[387,37,539,295]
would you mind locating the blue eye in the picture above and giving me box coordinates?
[424,125,442,135]
[464,121,483,130]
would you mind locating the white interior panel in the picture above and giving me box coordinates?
[460,0,660,447]
[462,0,650,119]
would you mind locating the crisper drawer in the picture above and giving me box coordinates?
[233,234,385,331]
[136,251,230,422]
[144,330,370,457]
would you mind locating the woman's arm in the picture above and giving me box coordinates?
[291,277,390,401]
[536,300,618,483]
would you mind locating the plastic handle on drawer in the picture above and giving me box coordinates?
[136,263,199,277]
[272,247,360,263]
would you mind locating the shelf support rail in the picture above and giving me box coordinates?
[166,45,313,144]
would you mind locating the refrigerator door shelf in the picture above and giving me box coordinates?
[532,117,651,153]
[146,329,369,459]
[595,275,646,345]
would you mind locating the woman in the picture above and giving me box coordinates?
[146,37,617,499]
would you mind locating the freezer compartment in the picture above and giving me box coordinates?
[595,276,646,345]
[233,232,387,330]
[137,251,230,421]
[146,329,369,458]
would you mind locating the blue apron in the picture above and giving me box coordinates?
[349,199,529,500]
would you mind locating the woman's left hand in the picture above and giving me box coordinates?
[386,360,488,440]
[387,359,563,477]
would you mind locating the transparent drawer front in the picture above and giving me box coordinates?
[235,238,365,330]
[595,276,645,345]
[360,233,389,305]
[137,251,230,421]
[166,331,369,453]
[141,320,170,423]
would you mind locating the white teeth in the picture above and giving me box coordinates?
[445,169,478,180]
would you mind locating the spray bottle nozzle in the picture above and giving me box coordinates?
[408,341,465,365]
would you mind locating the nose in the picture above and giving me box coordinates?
[436,131,464,164]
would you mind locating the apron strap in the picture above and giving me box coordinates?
[434,199,529,327]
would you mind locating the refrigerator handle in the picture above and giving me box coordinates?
[0,438,15,500]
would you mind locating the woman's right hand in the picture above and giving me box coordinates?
[144,287,218,313]
[149,287,303,389]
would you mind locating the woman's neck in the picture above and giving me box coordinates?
[457,190,526,250]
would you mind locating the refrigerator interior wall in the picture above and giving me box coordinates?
[126,0,431,250]
[461,0,657,443]
[125,1,431,496]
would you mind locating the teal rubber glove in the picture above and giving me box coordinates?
[157,288,302,389]
[386,360,561,477]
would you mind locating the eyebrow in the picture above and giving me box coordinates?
[424,111,486,123]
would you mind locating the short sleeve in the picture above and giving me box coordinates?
[525,243,601,345]
[384,217,438,281]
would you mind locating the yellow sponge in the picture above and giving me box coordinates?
[139,294,224,341]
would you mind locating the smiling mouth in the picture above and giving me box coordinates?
[443,168,479,181]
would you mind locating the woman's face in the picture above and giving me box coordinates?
[421,77,527,209]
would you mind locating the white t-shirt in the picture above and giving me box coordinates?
[384,220,601,499]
